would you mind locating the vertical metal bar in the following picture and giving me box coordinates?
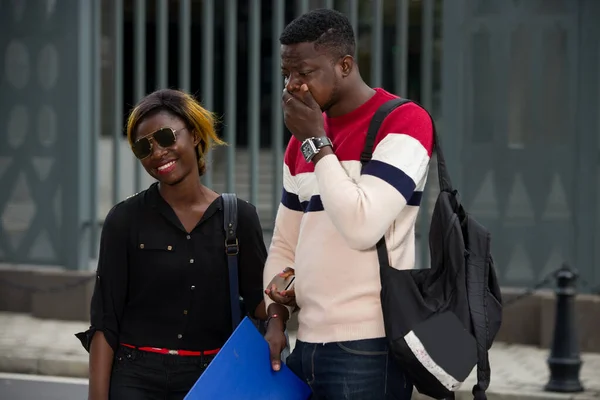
[248,0,261,206]
[272,0,285,216]
[419,0,435,269]
[179,0,191,92]
[112,0,123,206]
[371,0,383,87]
[156,0,168,89]
[76,0,94,270]
[201,0,215,187]
[421,0,434,110]
[574,0,598,293]
[90,0,101,258]
[323,0,334,9]
[225,0,237,193]
[394,0,409,96]
[348,0,359,59]
[133,0,146,193]
[440,0,461,191]
[297,0,309,16]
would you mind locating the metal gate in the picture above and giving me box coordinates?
[0,0,440,272]
[3,0,596,292]
[441,0,600,291]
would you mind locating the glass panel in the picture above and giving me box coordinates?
[506,24,533,149]
[504,242,535,283]
[536,0,567,14]
[540,25,568,144]
[470,27,494,144]
[470,0,501,16]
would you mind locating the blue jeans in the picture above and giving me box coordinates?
[286,338,413,400]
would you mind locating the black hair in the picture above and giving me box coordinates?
[279,8,355,59]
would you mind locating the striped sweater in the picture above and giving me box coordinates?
[263,88,434,344]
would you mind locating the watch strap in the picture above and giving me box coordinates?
[311,136,332,149]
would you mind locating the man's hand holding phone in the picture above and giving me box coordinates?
[264,267,297,309]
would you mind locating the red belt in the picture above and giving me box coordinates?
[121,343,220,357]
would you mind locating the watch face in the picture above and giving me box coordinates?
[301,140,316,161]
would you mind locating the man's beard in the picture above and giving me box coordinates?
[320,79,340,112]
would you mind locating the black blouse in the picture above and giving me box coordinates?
[76,183,266,353]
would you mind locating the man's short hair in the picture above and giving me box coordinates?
[279,8,356,59]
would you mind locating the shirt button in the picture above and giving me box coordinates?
[177,334,182,339]
[191,285,195,290]
[167,245,173,251]
[189,259,194,264]
[186,235,191,240]
[183,310,188,315]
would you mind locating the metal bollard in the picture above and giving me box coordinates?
[544,264,584,393]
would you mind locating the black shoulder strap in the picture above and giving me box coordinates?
[360,96,452,272]
[360,97,453,193]
[222,193,241,331]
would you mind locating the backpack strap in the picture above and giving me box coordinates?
[470,239,494,400]
[222,193,242,331]
[360,98,414,272]
[360,97,453,193]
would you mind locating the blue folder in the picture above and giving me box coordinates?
[184,317,312,400]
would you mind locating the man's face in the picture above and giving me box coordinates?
[280,42,341,112]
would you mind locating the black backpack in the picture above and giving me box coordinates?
[360,99,503,400]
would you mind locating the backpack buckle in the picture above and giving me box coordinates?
[225,238,239,256]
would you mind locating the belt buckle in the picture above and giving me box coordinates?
[168,349,178,355]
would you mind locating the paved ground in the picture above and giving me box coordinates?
[0,312,598,400]
[0,373,88,400]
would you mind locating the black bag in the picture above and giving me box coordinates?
[360,99,503,400]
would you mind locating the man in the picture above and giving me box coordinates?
[262,8,433,400]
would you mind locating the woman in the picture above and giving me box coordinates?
[76,89,268,399]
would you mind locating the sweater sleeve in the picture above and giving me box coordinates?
[263,146,303,317]
[314,103,434,250]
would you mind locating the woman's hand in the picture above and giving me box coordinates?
[264,315,288,372]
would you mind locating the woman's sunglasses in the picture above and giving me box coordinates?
[131,127,184,160]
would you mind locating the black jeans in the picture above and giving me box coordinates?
[286,338,413,400]
[109,345,213,400]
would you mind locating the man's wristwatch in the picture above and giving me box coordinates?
[301,136,333,163]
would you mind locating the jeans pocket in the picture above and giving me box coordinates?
[336,338,388,356]
[112,347,139,372]
[197,355,215,370]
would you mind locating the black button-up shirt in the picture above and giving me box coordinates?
[77,183,266,352]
